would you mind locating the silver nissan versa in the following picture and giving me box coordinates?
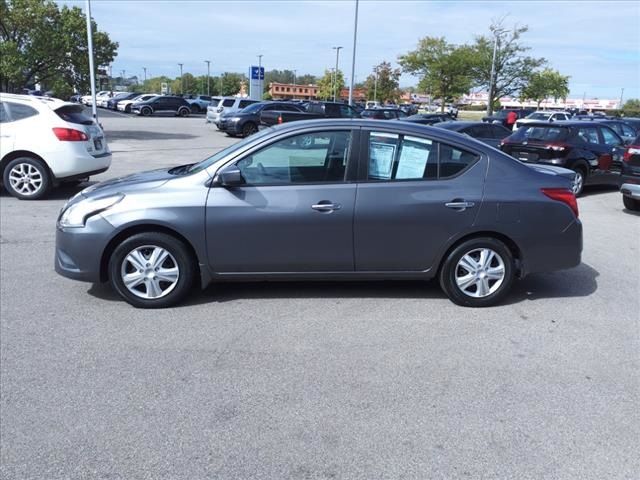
[55,119,582,308]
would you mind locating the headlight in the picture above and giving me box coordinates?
[58,194,124,228]
[230,117,241,122]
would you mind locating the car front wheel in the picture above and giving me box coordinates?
[108,232,196,308]
[439,237,515,307]
[623,195,640,211]
[3,156,51,200]
[141,106,152,116]
[178,108,190,117]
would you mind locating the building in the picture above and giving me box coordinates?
[268,82,367,102]
[459,91,621,110]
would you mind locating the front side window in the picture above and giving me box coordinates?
[238,100,254,109]
[621,124,635,137]
[235,130,352,185]
[577,126,600,144]
[6,102,38,121]
[222,99,234,107]
[367,131,478,181]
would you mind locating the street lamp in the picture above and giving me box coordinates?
[373,66,379,104]
[257,54,263,97]
[178,63,183,94]
[143,67,147,83]
[205,60,211,96]
[348,0,359,106]
[332,46,343,102]
[486,26,508,116]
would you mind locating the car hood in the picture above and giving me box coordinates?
[79,168,177,199]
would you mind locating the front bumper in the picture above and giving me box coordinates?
[54,215,115,283]
[621,182,640,199]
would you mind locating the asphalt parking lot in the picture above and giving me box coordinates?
[1,109,639,479]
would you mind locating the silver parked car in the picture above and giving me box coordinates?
[206,96,259,127]
[55,119,582,308]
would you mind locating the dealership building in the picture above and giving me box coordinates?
[268,82,367,102]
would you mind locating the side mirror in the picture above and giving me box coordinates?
[213,165,244,187]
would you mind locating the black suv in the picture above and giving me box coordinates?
[500,121,626,195]
[620,134,640,211]
[403,113,455,125]
[360,108,408,120]
[219,101,303,137]
[483,109,534,128]
[131,96,191,117]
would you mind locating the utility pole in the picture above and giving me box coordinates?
[373,66,378,104]
[205,60,211,96]
[332,46,343,102]
[143,67,147,83]
[619,87,625,110]
[257,54,263,97]
[293,70,297,99]
[84,0,97,121]
[178,63,183,94]
[348,0,359,106]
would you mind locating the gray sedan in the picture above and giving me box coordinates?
[55,119,582,308]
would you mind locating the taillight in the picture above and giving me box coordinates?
[52,127,88,141]
[541,188,579,218]
[545,142,570,152]
[623,145,640,162]
[277,115,283,124]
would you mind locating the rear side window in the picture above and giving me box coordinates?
[600,127,622,146]
[6,102,38,121]
[577,126,600,144]
[209,99,220,107]
[201,96,211,101]
[238,100,254,109]
[222,99,235,107]
[511,126,569,142]
[55,105,93,125]
[367,132,478,181]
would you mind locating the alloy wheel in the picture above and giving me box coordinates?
[8,163,44,196]
[454,248,506,298]
[120,245,180,299]
[572,170,584,195]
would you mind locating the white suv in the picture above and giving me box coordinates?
[0,94,111,199]
[117,93,158,113]
[206,97,259,127]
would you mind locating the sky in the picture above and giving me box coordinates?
[58,0,640,100]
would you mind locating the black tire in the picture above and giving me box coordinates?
[439,237,515,307]
[623,195,640,211]
[108,232,196,308]
[242,122,258,137]
[178,107,190,117]
[2,156,51,200]
[125,104,132,113]
[571,166,587,196]
[141,106,152,116]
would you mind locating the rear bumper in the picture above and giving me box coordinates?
[521,219,583,276]
[49,148,112,179]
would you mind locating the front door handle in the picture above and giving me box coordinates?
[445,201,475,211]
[311,202,342,212]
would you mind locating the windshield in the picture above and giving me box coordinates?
[55,105,93,125]
[526,112,550,120]
[511,126,570,142]
[240,102,264,114]
[187,127,275,174]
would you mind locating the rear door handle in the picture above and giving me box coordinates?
[445,201,475,210]
[311,203,342,212]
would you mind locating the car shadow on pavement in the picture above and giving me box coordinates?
[86,263,599,307]
[622,207,640,216]
[105,131,197,141]
[580,184,619,197]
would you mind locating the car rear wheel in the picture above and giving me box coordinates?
[439,237,515,307]
[242,122,258,137]
[623,195,640,211]
[108,232,196,308]
[141,106,152,116]
[178,107,190,117]
[3,157,51,200]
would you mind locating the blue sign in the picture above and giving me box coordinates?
[250,66,264,80]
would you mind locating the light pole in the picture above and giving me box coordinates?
[84,0,97,121]
[486,27,507,116]
[348,0,359,106]
[178,63,183,94]
[257,54,263,97]
[332,46,343,102]
[205,60,211,96]
[143,67,147,83]
[293,69,297,99]
[373,66,378,104]
[619,87,625,110]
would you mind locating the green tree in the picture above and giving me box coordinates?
[521,68,570,108]
[220,72,246,96]
[399,39,473,111]
[316,69,344,100]
[470,20,546,114]
[364,61,401,103]
[296,74,317,85]
[623,99,640,110]
[0,0,118,93]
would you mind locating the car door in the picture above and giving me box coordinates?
[354,129,485,271]
[205,128,358,273]
[599,125,625,176]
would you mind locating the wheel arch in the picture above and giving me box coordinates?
[1,150,54,182]
[100,224,206,286]
[437,230,524,278]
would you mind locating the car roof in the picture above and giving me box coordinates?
[522,120,612,128]
[434,121,498,130]
[0,92,74,110]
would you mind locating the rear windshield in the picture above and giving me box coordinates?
[55,105,93,125]
[526,112,551,120]
[510,125,570,142]
[361,110,379,117]
[209,99,220,107]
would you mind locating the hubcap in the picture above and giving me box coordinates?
[120,245,179,299]
[455,248,506,298]
[8,163,43,196]
[572,171,583,194]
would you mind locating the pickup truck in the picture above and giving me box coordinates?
[259,101,360,126]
